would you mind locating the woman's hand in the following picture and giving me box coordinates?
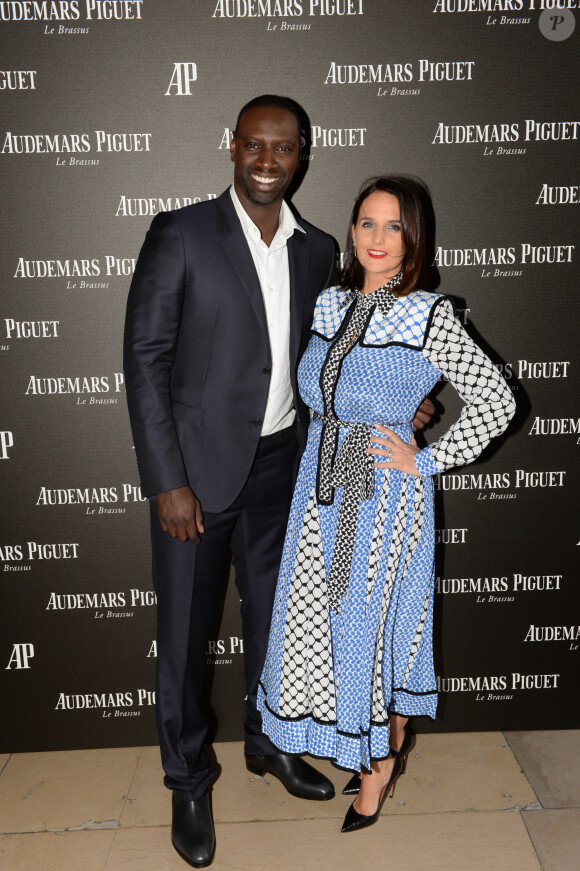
[368,425,421,477]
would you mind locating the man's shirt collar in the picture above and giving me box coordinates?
[229,184,305,244]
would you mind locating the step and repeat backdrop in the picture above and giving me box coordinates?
[1,1,579,752]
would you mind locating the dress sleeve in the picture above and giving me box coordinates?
[414,297,516,477]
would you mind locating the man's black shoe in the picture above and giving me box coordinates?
[171,791,216,868]
[245,751,335,801]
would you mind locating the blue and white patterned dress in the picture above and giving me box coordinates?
[257,285,516,773]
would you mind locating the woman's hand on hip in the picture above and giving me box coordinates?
[368,425,421,477]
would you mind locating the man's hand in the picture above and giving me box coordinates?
[412,397,436,432]
[156,486,204,543]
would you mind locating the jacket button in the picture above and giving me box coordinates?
[253,419,263,428]
[263,366,271,374]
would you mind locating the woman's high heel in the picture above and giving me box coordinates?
[341,749,403,833]
[341,727,412,795]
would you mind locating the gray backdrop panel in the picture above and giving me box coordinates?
[1,0,578,751]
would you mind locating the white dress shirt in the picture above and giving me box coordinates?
[230,185,305,436]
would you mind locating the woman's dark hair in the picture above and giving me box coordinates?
[340,175,431,296]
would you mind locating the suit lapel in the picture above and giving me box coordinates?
[218,192,269,341]
[216,191,312,359]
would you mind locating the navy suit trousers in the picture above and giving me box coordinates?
[150,424,299,800]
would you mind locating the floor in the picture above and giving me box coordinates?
[1,731,578,871]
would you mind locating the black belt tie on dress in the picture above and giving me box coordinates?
[313,413,376,612]
[311,278,401,612]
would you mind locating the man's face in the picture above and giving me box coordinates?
[230,105,301,208]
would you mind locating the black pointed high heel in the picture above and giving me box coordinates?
[341,749,403,833]
[341,727,412,795]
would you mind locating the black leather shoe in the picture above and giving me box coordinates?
[245,751,335,801]
[341,750,403,833]
[171,791,216,868]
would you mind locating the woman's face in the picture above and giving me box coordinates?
[352,191,405,291]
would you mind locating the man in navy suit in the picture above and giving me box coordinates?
[124,96,337,868]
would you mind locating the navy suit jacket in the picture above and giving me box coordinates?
[123,188,336,514]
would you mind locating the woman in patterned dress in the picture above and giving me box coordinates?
[257,176,516,832]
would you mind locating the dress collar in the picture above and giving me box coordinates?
[339,272,403,319]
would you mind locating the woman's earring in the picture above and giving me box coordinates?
[353,243,357,259]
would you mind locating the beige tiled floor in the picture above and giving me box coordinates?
[1,732,578,870]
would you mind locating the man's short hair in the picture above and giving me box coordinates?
[234,95,303,136]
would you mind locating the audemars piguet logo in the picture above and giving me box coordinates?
[434,469,567,498]
[14,256,135,285]
[0,1,144,24]
[55,687,155,717]
[431,119,579,154]
[6,643,34,669]
[46,588,156,615]
[325,59,475,93]
[211,0,364,19]
[2,131,151,166]
[165,63,197,96]
[437,672,561,702]
[436,573,563,602]
[35,484,146,511]
[25,373,124,401]
[434,243,574,278]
